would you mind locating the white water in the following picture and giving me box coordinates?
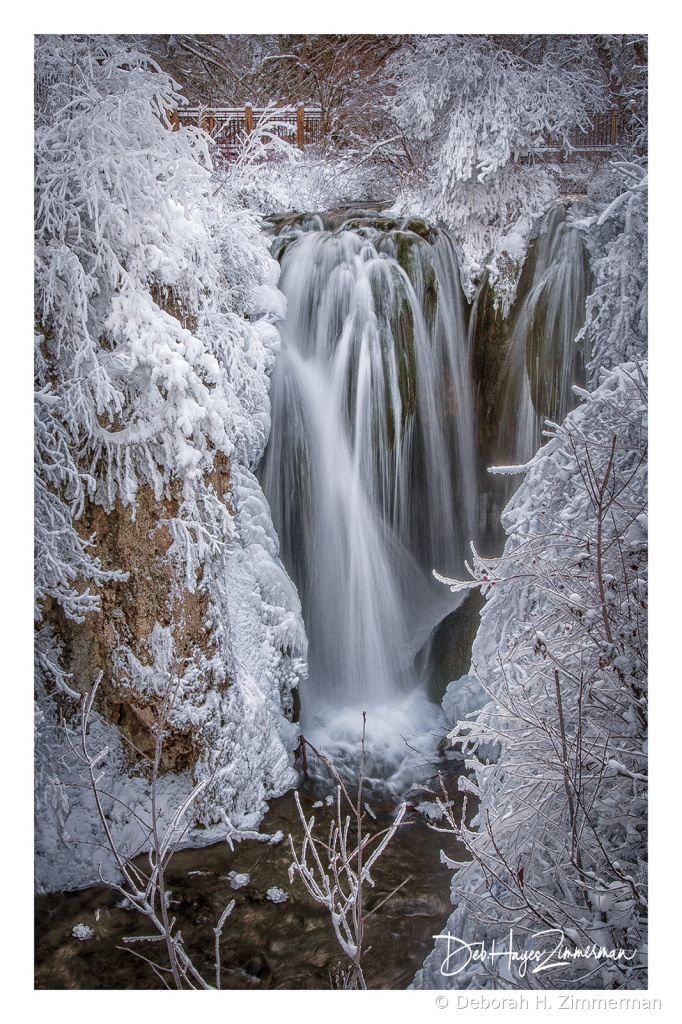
[259,207,589,786]
[260,215,476,770]
[303,688,449,800]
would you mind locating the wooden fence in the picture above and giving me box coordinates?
[536,111,634,155]
[169,105,633,163]
[170,104,323,160]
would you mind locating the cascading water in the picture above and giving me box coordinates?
[500,204,593,463]
[258,204,591,790]
[259,212,476,787]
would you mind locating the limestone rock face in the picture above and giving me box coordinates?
[42,460,230,773]
[35,454,308,893]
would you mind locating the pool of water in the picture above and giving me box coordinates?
[35,761,469,990]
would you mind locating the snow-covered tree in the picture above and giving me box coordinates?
[420,362,647,990]
[579,162,647,381]
[386,35,630,301]
[414,137,647,989]
[34,35,273,545]
[34,34,306,892]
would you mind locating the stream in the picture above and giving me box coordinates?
[35,763,468,990]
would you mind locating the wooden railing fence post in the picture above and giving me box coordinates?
[245,103,253,134]
[610,108,618,147]
[297,103,305,151]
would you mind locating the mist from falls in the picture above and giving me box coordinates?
[258,206,591,788]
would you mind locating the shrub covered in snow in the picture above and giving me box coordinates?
[383,35,648,310]
[579,162,647,382]
[386,37,608,296]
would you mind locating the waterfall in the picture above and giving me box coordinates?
[258,212,476,780]
[501,204,593,463]
[258,205,590,787]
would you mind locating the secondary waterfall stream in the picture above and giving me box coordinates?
[499,204,593,463]
[260,204,592,790]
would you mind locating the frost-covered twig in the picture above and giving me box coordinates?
[287,719,407,989]
[62,670,235,989]
[428,363,647,988]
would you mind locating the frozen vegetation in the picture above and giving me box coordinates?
[34,35,306,892]
[414,152,648,993]
[34,32,647,993]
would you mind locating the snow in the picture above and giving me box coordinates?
[578,165,647,383]
[385,37,610,304]
[34,43,647,998]
[414,365,647,989]
[441,673,487,727]
[227,871,250,890]
[414,801,444,822]
[34,35,307,894]
[265,887,289,903]
[413,156,647,989]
